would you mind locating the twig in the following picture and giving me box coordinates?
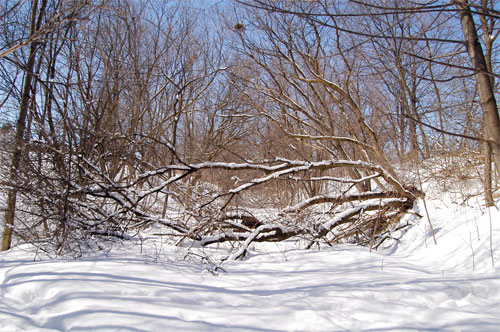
[416,161,437,245]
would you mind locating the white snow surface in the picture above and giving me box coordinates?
[1,195,500,331]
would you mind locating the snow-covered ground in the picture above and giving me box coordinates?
[1,194,499,331]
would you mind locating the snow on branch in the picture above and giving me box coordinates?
[224,224,286,261]
[25,145,418,254]
[282,191,403,214]
[317,198,409,237]
[288,173,381,184]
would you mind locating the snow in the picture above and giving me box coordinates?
[1,194,500,331]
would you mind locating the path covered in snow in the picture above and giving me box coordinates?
[1,198,499,331]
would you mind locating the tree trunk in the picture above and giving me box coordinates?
[484,141,494,206]
[1,0,46,251]
[478,0,496,206]
[456,0,500,191]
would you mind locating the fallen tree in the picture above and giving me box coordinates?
[4,142,421,257]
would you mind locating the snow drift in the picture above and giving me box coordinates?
[0,194,499,331]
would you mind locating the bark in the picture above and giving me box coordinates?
[456,1,500,180]
[484,141,494,206]
[1,0,46,251]
[478,0,496,207]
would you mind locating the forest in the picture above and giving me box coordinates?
[0,0,499,258]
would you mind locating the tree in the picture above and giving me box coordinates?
[455,0,500,206]
[240,0,500,204]
[0,0,426,255]
[0,0,82,59]
[2,0,49,251]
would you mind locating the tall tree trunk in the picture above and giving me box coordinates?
[479,0,496,206]
[456,1,500,199]
[1,0,46,251]
[484,141,494,206]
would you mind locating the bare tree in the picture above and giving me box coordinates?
[455,1,500,177]
[2,0,49,251]
[238,0,500,204]
[0,0,83,59]
[0,0,429,256]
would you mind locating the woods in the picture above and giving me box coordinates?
[0,0,498,257]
